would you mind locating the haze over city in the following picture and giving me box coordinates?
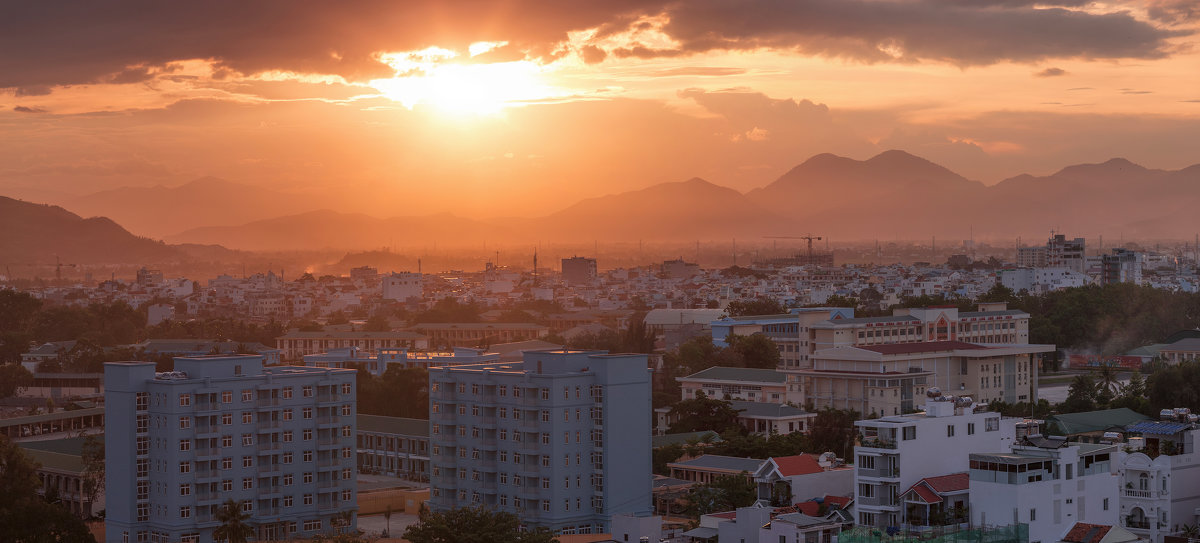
[7,4,1200,543]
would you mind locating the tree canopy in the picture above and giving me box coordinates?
[684,474,757,516]
[667,392,744,434]
[724,297,788,317]
[403,506,557,543]
[0,436,96,542]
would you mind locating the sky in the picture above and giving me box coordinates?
[1,0,1198,219]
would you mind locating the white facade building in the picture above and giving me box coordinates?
[854,396,1018,528]
[382,272,423,301]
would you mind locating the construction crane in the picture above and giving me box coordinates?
[764,234,823,263]
[54,255,77,282]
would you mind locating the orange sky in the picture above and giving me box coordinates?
[1,0,1198,220]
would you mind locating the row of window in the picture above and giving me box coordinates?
[434,383,602,401]
[176,491,351,518]
[434,447,596,467]
[175,383,352,407]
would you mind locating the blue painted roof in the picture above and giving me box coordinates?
[1126,421,1192,435]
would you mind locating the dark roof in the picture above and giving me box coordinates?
[356,414,429,436]
[858,341,987,355]
[959,310,1027,318]
[652,431,722,448]
[774,513,834,527]
[1047,408,1150,435]
[683,366,786,384]
[18,435,102,456]
[1163,329,1200,344]
[729,401,810,418]
[669,454,766,473]
[1126,420,1193,435]
[826,315,919,325]
[0,407,106,428]
[1162,338,1200,352]
[923,472,969,493]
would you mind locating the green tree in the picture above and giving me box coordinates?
[724,297,787,317]
[403,505,557,543]
[1062,374,1098,413]
[667,392,743,434]
[0,363,34,400]
[653,443,685,475]
[80,434,105,507]
[684,474,757,516]
[363,315,391,332]
[725,334,781,369]
[213,499,253,543]
[805,407,860,459]
[0,436,96,542]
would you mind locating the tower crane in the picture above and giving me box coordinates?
[763,234,823,263]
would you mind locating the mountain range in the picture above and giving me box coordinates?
[7,151,1200,262]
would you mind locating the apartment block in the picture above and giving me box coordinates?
[382,272,423,301]
[1118,412,1200,543]
[428,349,652,534]
[104,355,358,543]
[854,397,1018,528]
[561,257,598,285]
[971,439,1119,543]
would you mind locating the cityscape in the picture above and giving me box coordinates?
[3,2,1200,543]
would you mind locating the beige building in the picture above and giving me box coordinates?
[408,322,549,347]
[677,366,794,404]
[276,330,429,361]
[798,341,1053,416]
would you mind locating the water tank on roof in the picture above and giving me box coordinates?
[926,387,942,398]
[1161,409,1177,421]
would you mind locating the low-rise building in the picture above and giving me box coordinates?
[971,438,1119,543]
[753,453,854,505]
[356,414,429,482]
[677,366,793,404]
[276,330,429,361]
[409,322,549,348]
[1117,411,1200,543]
[668,455,767,485]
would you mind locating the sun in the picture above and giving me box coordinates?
[371,47,558,115]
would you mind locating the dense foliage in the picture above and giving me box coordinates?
[403,506,558,543]
[356,367,429,418]
[684,474,758,516]
[0,436,96,542]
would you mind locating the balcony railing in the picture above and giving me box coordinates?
[1123,489,1153,498]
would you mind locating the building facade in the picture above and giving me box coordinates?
[356,414,430,482]
[382,272,423,301]
[561,257,598,285]
[428,349,653,534]
[276,330,429,361]
[854,397,1019,528]
[104,355,358,543]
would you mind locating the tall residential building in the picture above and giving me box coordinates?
[854,396,1019,528]
[428,349,652,535]
[561,257,598,285]
[1102,249,1144,285]
[1117,411,1200,543]
[1018,234,1087,272]
[104,355,358,543]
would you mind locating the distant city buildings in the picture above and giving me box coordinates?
[381,271,422,301]
[104,355,358,542]
[561,256,598,285]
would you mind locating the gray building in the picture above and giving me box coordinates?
[104,355,358,543]
[428,349,653,535]
[561,256,598,285]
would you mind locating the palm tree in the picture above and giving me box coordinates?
[383,505,393,537]
[213,499,253,543]
[1094,364,1123,395]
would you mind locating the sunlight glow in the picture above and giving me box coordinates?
[371,48,560,115]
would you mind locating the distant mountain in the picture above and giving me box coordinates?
[167,209,509,251]
[533,177,785,240]
[0,196,182,265]
[66,177,323,237]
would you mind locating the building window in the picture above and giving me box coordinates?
[284,495,293,507]
[242,433,253,446]
[903,426,917,440]
[541,388,549,400]
[303,386,313,398]
[341,404,351,416]
[303,407,313,419]
[283,452,293,464]
[947,425,955,437]
[986,417,1000,432]
[179,416,191,429]
[222,435,232,448]
[303,519,319,530]
[342,383,351,394]
[222,457,233,470]
[242,501,252,512]
[303,429,313,440]
[179,461,191,473]
[284,474,293,486]
[243,456,253,468]
[242,412,252,424]
[283,430,293,442]
[179,506,191,519]
[222,391,233,403]
[242,389,253,402]
[223,480,232,492]
[222,413,232,425]
[1030,509,1036,521]
[304,472,313,484]
[968,423,976,435]
[243,478,253,490]
[282,387,293,399]
[180,484,191,496]
[304,451,313,462]
[179,394,191,407]
[179,439,191,451]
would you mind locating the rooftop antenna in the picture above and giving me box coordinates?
[532,248,537,287]
[696,240,700,264]
[418,258,422,274]
[732,237,737,266]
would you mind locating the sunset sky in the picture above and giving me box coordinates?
[2,0,1198,219]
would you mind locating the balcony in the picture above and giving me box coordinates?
[256,397,280,408]
[1124,489,1153,499]
[195,447,220,458]
[257,441,281,452]
[859,439,898,450]
[1125,518,1151,530]
[257,420,281,430]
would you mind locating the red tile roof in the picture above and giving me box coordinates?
[824,495,851,508]
[859,341,987,355]
[909,484,942,504]
[771,454,824,477]
[1063,523,1113,543]
[923,472,969,493]
[794,502,822,516]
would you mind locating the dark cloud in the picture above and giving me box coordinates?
[653,0,1185,66]
[580,45,608,64]
[0,0,1186,91]
[1145,0,1200,22]
[1121,89,1154,94]
[1035,67,1067,77]
[12,105,47,113]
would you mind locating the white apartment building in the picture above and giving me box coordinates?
[854,396,1018,528]
[1117,413,1200,543]
[970,439,1119,543]
[1000,267,1094,294]
[382,272,423,301]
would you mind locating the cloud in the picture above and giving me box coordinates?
[12,105,47,113]
[1035,67,1067,77]
[650,0,1185,66]
[646,66,747,77]
[0,0,1187,93]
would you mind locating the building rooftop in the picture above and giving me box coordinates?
[769,454,838,477]
[959,310,1028,318]
[1046,408,1150,436]
[773,513,833,527]
[729,401,810,419]
[669,454,766,474]
[652,431,722,449]
[1161,337,1200,351]
[858,341,987,355]
[1126,420,1193,435]
[1062,523,1113,543]
[682,366,787,384]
